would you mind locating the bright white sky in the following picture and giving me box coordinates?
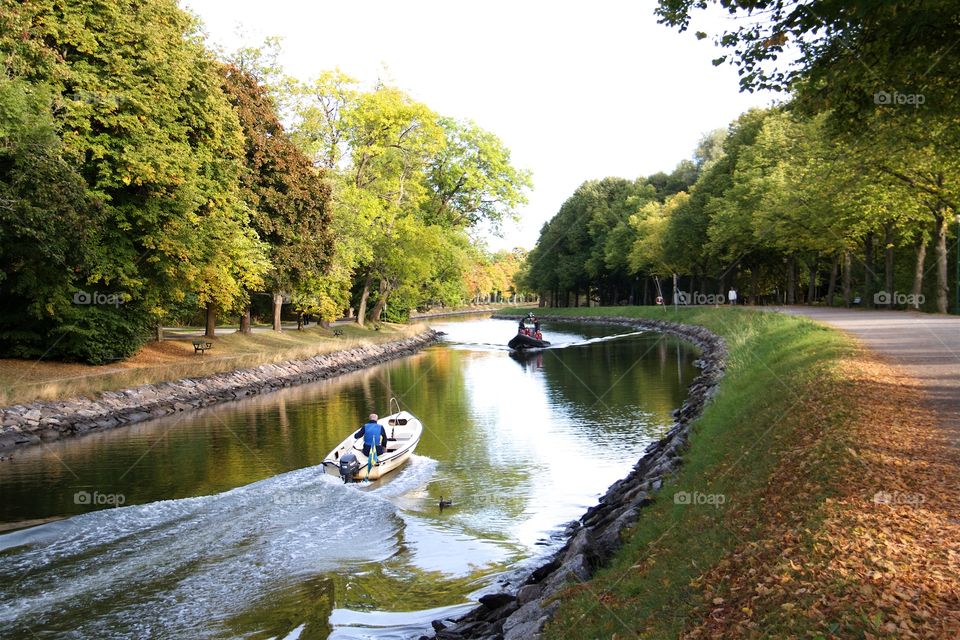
[181,0,779,250]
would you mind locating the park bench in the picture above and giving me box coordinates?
[192,340,213,354]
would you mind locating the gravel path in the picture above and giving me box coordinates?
[774,307,960,441]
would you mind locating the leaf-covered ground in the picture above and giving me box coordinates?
[684,351,960,639]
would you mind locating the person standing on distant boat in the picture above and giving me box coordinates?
[354,413,387,457]
[528,313,542,340]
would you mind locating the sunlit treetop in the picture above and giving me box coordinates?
[655,0,960,122]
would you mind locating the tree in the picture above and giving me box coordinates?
[655,0,960,117]
[0,77,126,361]
[629,192,691,278]
[423,117,532,233]
[342,85,444,324]
[849,114,959,312]
[0,0,269,359]
[289,74,531,323]
[221,63,333,333]
[660,110,769,295]
[656,0,959,311]
[523,178,657,307]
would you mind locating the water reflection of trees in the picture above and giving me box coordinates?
[222,561,505,639]
[537,335,697,439]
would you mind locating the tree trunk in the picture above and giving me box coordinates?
[843,250,852,307]
[864,232,875,307]
[155,323,164,342]
[750,267,759,305]
[240,307,251,334]
[911,237,927,310]
[205,302,216,338]
[272,292,283,332]
[807,258,817,305]
[884,221,895,303]
[826,254,838,306]
[934,208,948,313]
[370,279,390,322]
[786,255,796,304]
[356,272,374,326]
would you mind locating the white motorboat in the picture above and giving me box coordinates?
[322,400,423,482]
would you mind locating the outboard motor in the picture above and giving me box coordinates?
[338,453,360,483]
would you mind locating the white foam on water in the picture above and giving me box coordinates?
[328,602,476,640]
[0,459,438,638]
[359,455,438,500]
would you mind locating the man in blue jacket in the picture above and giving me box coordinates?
[354,413,388,457]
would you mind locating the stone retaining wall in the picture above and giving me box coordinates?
[425,315,727,640]
[0,331,441,453]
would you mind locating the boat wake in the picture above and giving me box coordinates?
[0,456,437,639]
[554,330,648,348]
[445,330,649,353]
[432,316,648,354]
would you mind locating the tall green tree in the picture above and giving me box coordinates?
[0,0,269,359]
[289,74,531,322]
[0,77,121,361]
[423,117,531,232]
[221,63,333,333]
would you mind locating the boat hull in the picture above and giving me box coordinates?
[322,410,422,482]
[508,334,550,350]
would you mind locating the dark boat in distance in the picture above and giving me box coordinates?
[508,333,550,350]
[508,315,550,350]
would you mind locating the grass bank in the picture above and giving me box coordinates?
[501,306,959,638]
[0,323,424,406]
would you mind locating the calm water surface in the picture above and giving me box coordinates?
[0,317,697,639]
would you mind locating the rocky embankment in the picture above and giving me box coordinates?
[426,315,727,640]
[0,331,441,453]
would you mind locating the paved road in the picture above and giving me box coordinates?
[774,307,960,440]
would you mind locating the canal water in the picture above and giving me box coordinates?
[0,317,698,639]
